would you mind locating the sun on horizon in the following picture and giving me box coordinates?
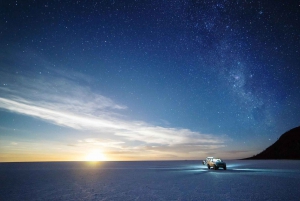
[85,150,107,161]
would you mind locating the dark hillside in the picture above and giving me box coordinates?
[244,126,300,159]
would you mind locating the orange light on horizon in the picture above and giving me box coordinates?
[85,150,107,161]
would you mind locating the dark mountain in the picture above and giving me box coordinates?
[244,126,300,159]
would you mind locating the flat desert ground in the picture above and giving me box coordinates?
[1,160,300,201]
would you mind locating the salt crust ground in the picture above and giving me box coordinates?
[1,160,300,201]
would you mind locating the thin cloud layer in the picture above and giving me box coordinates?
[0,70,227,157]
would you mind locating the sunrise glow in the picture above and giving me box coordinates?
[85,150,107,161]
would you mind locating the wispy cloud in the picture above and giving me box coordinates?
[0,69,227,158]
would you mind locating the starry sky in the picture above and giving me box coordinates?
[0,0,300,162]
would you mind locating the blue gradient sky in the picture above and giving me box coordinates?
[0,0,299,161]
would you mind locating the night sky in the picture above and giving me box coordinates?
[1,0,299,161]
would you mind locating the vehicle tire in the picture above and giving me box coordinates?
[207,164,210,169]
[224,166,227,170]
[214,165,217,170]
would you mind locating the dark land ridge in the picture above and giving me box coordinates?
[243,126,300,160]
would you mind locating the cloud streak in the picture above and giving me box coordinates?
[0,69,227,158]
